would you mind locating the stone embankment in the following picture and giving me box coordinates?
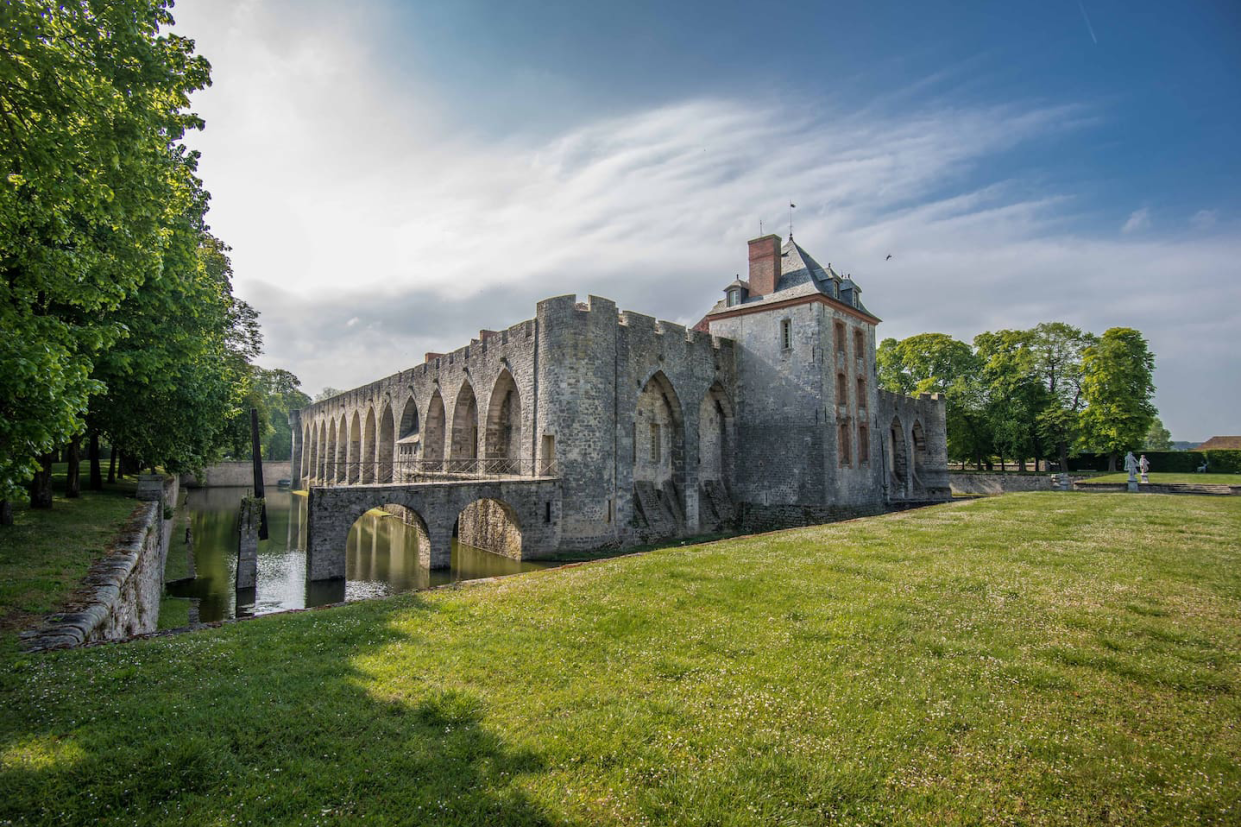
[21,474,179,652]
[948,473,1088,495]
[182,461,291,488]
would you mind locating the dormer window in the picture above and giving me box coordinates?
[727,288,742,307]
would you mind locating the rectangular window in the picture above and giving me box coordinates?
[839,421,852,467]
[780,318,792,350]
[545,501,552,523]
[540,434,555,475]
[854,329,864,360]
[857,376,866,408]
[837,372,848,405]
[650,422,662,463]
[858,423,869,464]
[835,321,847,352]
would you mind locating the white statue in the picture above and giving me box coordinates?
[1124,451,1139,482]
[1139,454,1150,483]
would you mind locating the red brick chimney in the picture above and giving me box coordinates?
[748,234,782,297]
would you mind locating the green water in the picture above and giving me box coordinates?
[165,487,549,623]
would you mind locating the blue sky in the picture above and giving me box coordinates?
[174,0,1240,440]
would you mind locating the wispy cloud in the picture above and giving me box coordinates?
[175,0,1241,441]
[1121,208,1151,234]
[1077,1,1099,45]
[1191,209,1217,229]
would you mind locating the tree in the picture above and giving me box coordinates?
[1078,328,1157,470]
[90,232,262,474]
[877,334,990,467]
[315,387,343,403]
[1028,323,1095,471]
[258,369,311,460]
[974,330,1049,471]
[1143,417,1173,451]
[0,0,211,502]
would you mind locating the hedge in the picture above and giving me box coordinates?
[1066,450,1241,473]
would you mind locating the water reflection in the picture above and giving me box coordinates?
[166,487,548,624]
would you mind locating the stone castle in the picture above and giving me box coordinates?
[291,235,950,573]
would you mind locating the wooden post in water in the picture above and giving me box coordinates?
[250,407,269,540]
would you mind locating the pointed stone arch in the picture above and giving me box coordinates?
[633,370,686,535]
[318,420,328,483]
[362,407,377,483]
[303,423,314,484]
[450,380,479,466]
[326,419,338,484]
[336,414,349,483]
[697,381,735,485]
[424,390,446,472]
[911,419,928,496]
[399,396,419,440]
[889,415,908,497]
[484,369,522,473]
[347,411,362,483]
[378,402,395,483]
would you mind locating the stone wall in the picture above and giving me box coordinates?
[458,498,523,559]
[23,475,179,651]
[950,473,1086,495]
[183,461,292,489]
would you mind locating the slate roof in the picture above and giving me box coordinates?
[704,237,877,320]
[1194,436,1241,451]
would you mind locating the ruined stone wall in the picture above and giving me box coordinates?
[23,475,179,651]
[877,390,951,501]
[182,461,292,489]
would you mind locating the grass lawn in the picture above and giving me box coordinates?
[1087,472,1241,485]
[0,465,138,656]
[1,493,1239,825]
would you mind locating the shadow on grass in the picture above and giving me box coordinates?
[0,594,573,826]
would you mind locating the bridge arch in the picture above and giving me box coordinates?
[336,414,349,483]
[484,369,521,472]
[378,402,395,483]
[456,497,522,559]
[450,380,479,465]
[347,502,432,580]
[303,423,314,485]
[317,420,327,483]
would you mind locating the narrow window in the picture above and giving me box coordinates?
[858,423,869,464]
[854,329,864,360]
[606,498,613,523]
[839,421,852,467]
[835,321,847,352]
[781,318,792,350]
[837,372,848,405]
[540,434,555,475]
[857,376,866,408]
[545,501,552,522]
[632,422,637,463]
[650,423,662,463]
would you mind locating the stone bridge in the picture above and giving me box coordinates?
[305,477,561,580]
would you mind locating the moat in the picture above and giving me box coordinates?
[165,487,550,623]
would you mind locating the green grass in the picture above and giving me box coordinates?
[0,464,138,654]
[1,493,1239,825]
[1087,472,1241,485]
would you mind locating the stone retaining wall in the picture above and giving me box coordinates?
[22,475,179,652]
[949,473,1089,495]
[182,461,292,489]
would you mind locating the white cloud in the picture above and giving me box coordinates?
[1121,208,1151,234]
[173,0,1241,441]
[1191,209,1217,229]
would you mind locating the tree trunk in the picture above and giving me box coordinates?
[0,500,12,526]
[1000,455,1006,472]
[1018,457,1027,472]
[29,452,55,509]
[1058,440,1069,474]
[65,435,81,498]
[1107,452,1117,473]
[88,431,103,491]
[107,446,117,483]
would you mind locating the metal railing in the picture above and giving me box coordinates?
[304,458,556,487]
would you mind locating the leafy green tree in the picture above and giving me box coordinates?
[1078,328,1157,470]
[259,370,311,460]
[877,334,990,467]
[974,330,1050,470]
[89,232,262,475]
[315,387,344,403]
[1028,323,1096,471]
[1143,416,1173,451]
[0,0,211,504]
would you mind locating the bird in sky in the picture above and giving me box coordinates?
[885,254,893,260]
